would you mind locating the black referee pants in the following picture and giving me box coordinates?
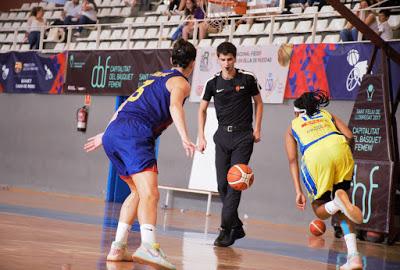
[213,127,254,231]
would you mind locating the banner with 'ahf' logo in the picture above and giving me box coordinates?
[191,45,291,103]
[0,51,66,94]
[65,50,171,95]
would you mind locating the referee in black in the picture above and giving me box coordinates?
[198,42,263,247]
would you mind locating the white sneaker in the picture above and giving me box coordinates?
[133,242,176,270]
[340,253,363,270]
[334,190,363,224]
[73,32,81,37]
[106,241,133,262]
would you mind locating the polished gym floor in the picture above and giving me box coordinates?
[0,188,399,270]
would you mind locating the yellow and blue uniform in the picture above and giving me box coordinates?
[291,109,354,200]
[102,69,186,177]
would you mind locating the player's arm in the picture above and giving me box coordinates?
[252,94,263,143]
[167,76,196,158]
[285,126,306,211]
[84,98,129,153]
[332,114,354,146]
[197,79,214,153]
[197,100,209,153]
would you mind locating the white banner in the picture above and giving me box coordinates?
[188,107,219,192]
[190,45,290,104]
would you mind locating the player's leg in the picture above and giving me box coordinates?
[338,214,363,270]
[107,176,139,262]
[131,170,175,270]
[311,184,363,270]
[311,181,362,224]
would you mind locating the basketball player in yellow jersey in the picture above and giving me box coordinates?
[285,91,363,270]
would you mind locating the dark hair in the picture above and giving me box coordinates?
[30,6,38,17]
[184,0,198,16]
[217,42,237,58]
[379,9,390,18]
[293,91,330,117]
[86,0,98,12]
[171,39,197,69]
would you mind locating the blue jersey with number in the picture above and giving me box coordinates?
[102,69,186,176]
[118,69,186,137]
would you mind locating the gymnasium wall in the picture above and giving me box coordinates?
[0,94,398,226]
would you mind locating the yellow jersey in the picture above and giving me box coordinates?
[291,109,347,156]
[291,109,354,200]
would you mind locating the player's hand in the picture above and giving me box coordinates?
[253,130,261,143]
[296,192,306,211]
[197,136,207,153]
[182,138,196,158]
[84,133,104,153]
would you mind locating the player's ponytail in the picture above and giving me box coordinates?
[294,91,329,117]
[171,39,197,69]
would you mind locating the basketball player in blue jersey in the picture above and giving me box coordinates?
[285,91,363,270]
[84,39,197,270]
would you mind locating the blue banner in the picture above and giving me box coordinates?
[0,51,66,94]
[285,42,400,100]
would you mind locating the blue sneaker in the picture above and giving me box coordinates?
[132,242,176,270]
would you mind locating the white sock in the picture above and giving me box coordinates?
[324,200,340,215]
[115,222,131,244]
[140,224,156,244]
[344,233,358,256]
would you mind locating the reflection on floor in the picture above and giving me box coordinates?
[0,188,399,270]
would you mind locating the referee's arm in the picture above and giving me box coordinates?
[198,100,209,153]
[253,94,263,143]
[250,73,263,143]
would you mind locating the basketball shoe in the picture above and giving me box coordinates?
[334,190,363,224]
[132,242,176,270]
[340,252,363,270]
[106,241,133,262]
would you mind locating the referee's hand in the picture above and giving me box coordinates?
[253,130,261,143]
[197,137,207,154]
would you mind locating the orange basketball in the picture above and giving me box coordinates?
[309,219,326,237]
[227,164,254,191]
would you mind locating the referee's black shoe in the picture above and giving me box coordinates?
[214,227,245,247]
[214,228,227,246]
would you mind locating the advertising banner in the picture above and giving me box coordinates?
[191,45,290,103]
[0,51,66,94]
[332,74,397,234]
[285,42,400,100]
[65,49,171,95]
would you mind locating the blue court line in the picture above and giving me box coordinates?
[1,203,399,270]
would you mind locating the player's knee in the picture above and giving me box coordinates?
[142,188,160,203]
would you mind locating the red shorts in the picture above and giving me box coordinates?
[119,164,158,182]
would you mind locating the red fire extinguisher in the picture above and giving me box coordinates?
[77,106,88,132]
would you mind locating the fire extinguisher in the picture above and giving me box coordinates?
[77,106,88,132]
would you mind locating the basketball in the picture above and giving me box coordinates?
[347,49,360,66]
[309,219,326,237]
[227,164,254,191]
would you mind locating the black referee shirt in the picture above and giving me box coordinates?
[202,69,261,127]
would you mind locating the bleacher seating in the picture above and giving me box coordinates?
[0,0,399,51]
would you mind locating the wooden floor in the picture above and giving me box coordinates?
[0,188,399,270]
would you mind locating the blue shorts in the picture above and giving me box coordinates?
[102,117,157,177]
